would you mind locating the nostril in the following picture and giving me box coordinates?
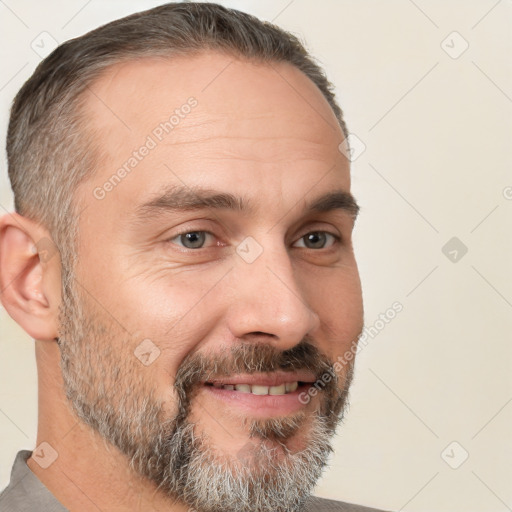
[247,331,276,339]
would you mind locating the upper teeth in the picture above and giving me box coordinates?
[212,382,299,395]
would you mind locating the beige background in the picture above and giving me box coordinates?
[1,1,511,511]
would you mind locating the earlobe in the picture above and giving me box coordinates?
[0,212,61,341]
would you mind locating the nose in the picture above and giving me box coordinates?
[225,246,321,351]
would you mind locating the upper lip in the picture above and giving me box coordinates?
[203,370,317,387]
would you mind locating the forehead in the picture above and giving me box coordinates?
[76,51,350,222]
[82,51,344,150]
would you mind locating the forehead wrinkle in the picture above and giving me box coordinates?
[158,141,335,166]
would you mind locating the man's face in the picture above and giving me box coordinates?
[60,51,363,512]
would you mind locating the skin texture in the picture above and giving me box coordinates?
[0,51,363,511]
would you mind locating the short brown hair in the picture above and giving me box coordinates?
[6,2,349,282]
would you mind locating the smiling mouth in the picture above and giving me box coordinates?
[204,381,304,395]
[201,373,317,416]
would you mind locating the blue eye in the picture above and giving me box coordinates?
[170,231,212,249]
[294,232,338,249]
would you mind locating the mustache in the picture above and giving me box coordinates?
[172,336,337,418]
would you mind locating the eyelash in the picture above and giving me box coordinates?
[166,229,341,251]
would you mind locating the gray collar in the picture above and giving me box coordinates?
[0,450,68,511]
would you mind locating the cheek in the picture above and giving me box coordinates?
[115,265,226,337]
[119,273,228,385]
[305,267,363,349]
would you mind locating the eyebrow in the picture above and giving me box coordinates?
[132,185,359,223]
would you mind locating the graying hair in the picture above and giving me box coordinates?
[6,1,349,288]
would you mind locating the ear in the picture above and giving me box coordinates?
[0,212,61,341]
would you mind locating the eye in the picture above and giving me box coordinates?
[168,231,215,249]
[293,231,339,249]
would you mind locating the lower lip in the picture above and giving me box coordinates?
[202,384,314,417]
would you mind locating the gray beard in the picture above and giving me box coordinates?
[57,274,354,512]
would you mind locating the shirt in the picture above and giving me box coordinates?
[0,450,389,511]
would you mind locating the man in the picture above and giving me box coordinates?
[0,3,389,511]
